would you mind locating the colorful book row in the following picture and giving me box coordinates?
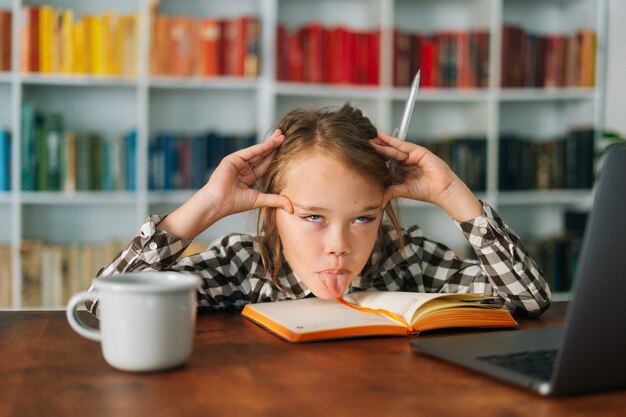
[21,102,137,192]
[501,25,596,88]
[20,5,138,75]
[394,30,490,88]
[150,10,260,77]
[499,128,595,191]
[149,132,256,191]
[276,23,379,85]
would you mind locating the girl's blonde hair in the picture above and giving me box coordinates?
[256,103,403,287]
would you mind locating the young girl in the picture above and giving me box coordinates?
[88,103,551,318]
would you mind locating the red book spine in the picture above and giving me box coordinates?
[286,28,303,82]
[420,36,437,88]
[303,22,323,83]
[368,30,379,85]
[275,24,287,81]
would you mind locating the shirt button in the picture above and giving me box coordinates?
[149,242,157,250]
[514,262,523,272]
[479,226,488,235]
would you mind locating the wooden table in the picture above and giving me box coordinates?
[0,302,624,417]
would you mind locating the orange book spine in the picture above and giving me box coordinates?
[197,18,222,76]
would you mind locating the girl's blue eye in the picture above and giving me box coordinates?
[355,216,373,224]
[305,215,324,223]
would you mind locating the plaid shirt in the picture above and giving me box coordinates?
[90,201,551,318]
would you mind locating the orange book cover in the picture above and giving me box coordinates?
[0,9,11,71]
[197,18,223,76]
[242,292,517,343]
[20,6,40,72]
[169,16,196,76]
[579,29,596,87]
[150,14,169,75]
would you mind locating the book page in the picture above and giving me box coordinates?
[246,297,402,333]
[342,291,492,324]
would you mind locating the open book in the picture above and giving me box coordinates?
[241,291,518,342]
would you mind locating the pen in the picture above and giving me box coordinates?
[395,70,421,141]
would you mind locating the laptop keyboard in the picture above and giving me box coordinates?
[476,349,557,381]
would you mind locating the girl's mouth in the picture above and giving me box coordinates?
[318,270,351,298]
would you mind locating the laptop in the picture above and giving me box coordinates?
[411,145,626,396]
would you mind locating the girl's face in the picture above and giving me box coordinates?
[275,153,384,299]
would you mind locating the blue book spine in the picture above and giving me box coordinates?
[0,129,10,191]
[125,130,137,191]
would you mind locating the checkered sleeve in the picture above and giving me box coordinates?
[86,214,194,316]
[452,201,551,316]
[87,215,285,317]
[395,201,551,317]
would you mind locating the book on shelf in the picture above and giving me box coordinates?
[242,291,517,343]
[0,8,10,72]
[498,128,595,191]
[276,22,379,85]
[412,136,487,192]
[0,246,12,307]
[149,132,255,191]
[501,25,596,88]
[20,103,137,192]
[393,29,489,88]
[19,4,138,75]
[19,240,128,308]
[0,127,10,191]
[149,7,260,78]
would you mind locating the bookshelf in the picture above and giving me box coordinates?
[0,0,608,308]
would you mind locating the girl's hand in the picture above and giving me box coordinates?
[157,129,292,239]
[205,129,293,218]
[370,132,482,221]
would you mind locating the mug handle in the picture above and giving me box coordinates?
[66,291,101,342]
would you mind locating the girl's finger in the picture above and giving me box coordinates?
[254,193,294,214]
[231,131,284,163]
[377,131,425,154]
[370,140,409,162]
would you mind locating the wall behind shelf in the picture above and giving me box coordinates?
[605,0,626,135]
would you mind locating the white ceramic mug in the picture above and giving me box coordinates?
[66,271,201,372]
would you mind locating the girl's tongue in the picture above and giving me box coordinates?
[318,271,351,298]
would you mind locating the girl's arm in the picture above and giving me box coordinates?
[370,133,551,316]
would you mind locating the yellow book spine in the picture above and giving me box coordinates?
[89,15,104,75]
[60,9,74,73]
[73,19,86,73]
[38,5,55,73]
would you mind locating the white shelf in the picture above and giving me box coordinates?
[148,76,260,90]
[391,88,491,102]
[498,88,597,102]
[19,191,138,205]
[496,190,594,207]
[275,82,382,99]
[0,192,12,204]
[20,73,138,87]
[0,72,11,83]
